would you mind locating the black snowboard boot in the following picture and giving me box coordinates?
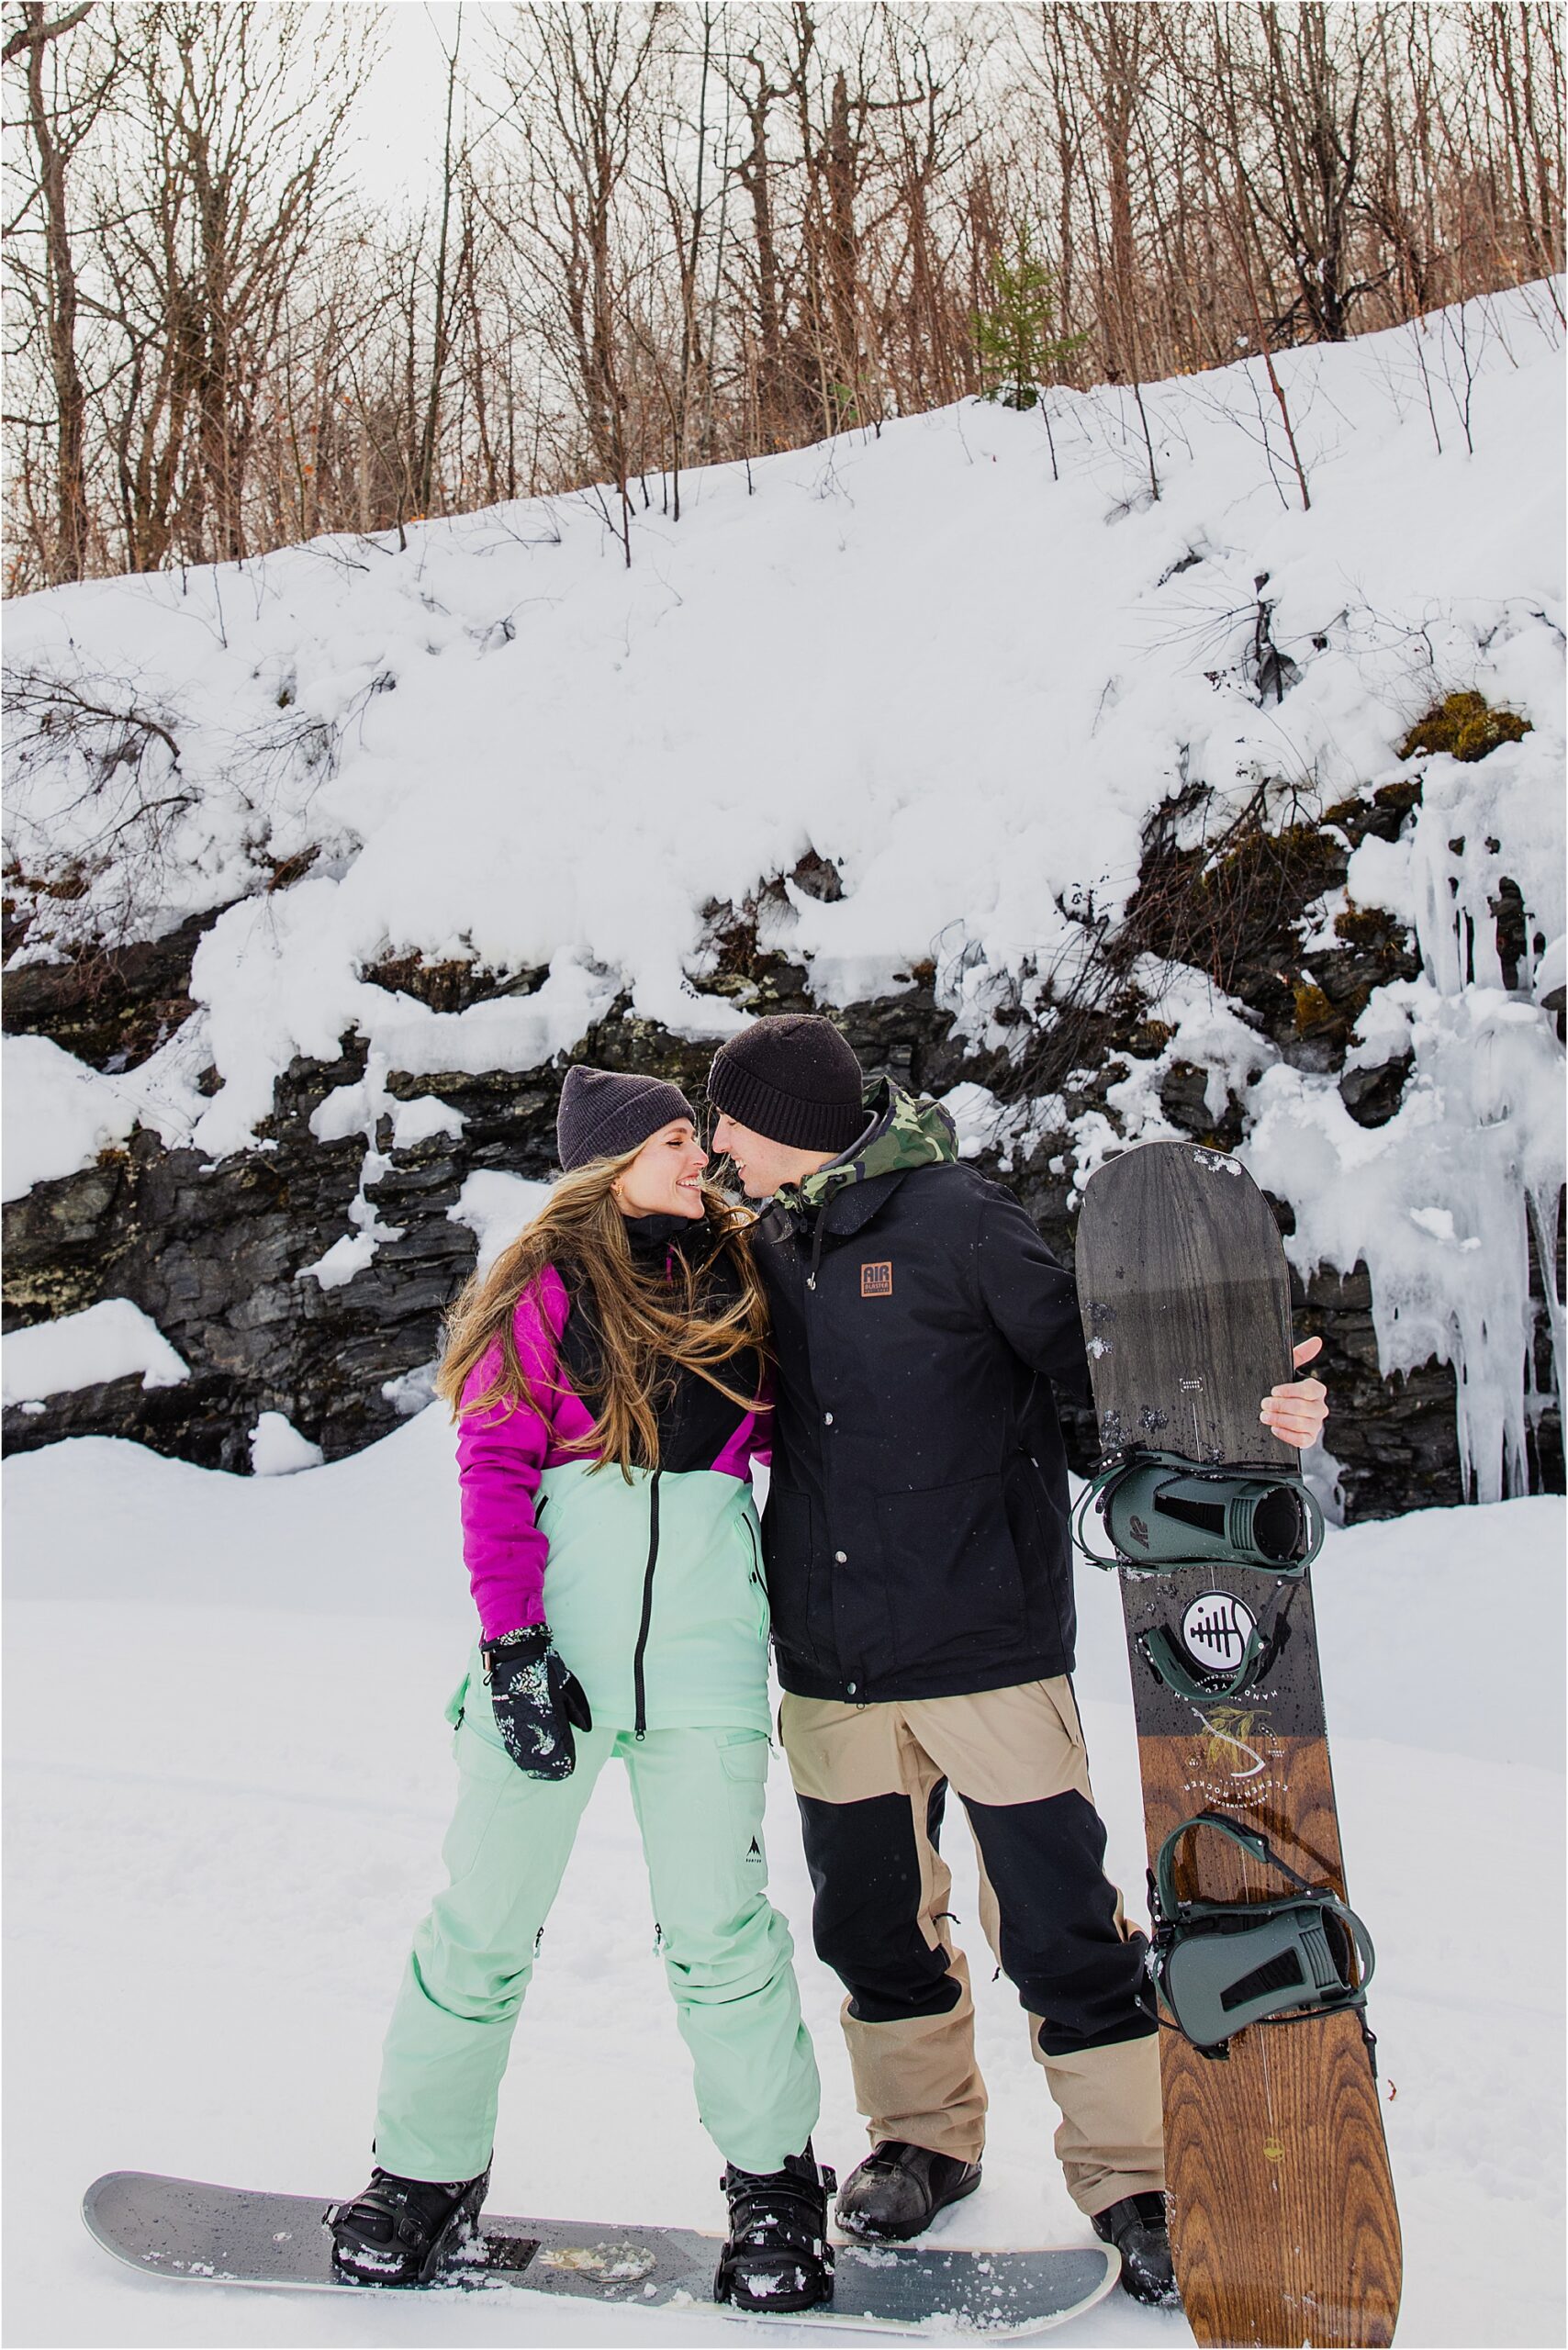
[713,2145,834,2312]
[835,2142,982,2243]
[327,2165,489,2286]
[1091,2191,1181,2308]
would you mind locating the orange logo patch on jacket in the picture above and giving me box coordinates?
[860,1261,893,1298]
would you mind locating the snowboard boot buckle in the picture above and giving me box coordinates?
[326,2165,489,2286]
[714,2148,835,2312]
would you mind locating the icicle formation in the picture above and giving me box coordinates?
[1246,689,1565,1505]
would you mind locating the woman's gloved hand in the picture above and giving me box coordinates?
[479,1626,593,1779]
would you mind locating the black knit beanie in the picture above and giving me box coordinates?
[706,1014,867,1152]
[556,1066,697,1171]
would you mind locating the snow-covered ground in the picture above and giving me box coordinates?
[5,1414,1562,2348]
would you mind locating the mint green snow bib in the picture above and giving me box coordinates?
[525,1462,771,1736]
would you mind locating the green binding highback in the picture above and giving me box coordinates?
[1148,1811,1375,2052]
[1073,1451,1325,1576]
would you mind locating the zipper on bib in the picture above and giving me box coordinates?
[632,1469,663,1740]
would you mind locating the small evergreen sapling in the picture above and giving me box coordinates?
[973,237,1087,412]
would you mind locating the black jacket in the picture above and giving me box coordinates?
[753,1160,1092,1702]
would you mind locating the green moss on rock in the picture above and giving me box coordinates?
[1398,691,1530,765]
[1293,979,1338,1037]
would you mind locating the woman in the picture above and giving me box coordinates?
[329,1066,831,2311]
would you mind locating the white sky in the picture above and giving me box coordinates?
[336,1,510,214]
[325,0,748,213]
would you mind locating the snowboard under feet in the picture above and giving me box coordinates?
[1076,1140,1402,2349]
[83,2171,1120,2336]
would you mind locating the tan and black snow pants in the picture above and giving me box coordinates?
[780,1677,1164,2216]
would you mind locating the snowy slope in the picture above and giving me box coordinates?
[6,284,1563,1504]
[4,1416,1562,2349]
[8,287,1562,1139]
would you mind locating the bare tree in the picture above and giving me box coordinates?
[724,27,811,451]
[5,0,118,582]
[487,2,665,563]
[69,3,374,571]
[415,6,467,518]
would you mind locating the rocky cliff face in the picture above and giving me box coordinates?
[7,780,1559,1517]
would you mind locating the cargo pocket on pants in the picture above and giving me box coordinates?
[717,1730,770,1876]
[1036,1677,1093,1802]
[1038,1676,1084,1747]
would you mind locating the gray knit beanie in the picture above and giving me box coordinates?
[706,1014,867,1152]
[556,1065,697,1171]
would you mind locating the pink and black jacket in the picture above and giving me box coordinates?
[457,1213,769,1644]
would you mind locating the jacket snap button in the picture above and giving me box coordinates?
[823,1412,834,1426]
[834,1550,847,1563]
[846,1683,857,1696]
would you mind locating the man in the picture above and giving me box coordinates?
[707,1013,1329,2306]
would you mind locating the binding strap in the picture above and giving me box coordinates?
[1139,1615,1274,1702]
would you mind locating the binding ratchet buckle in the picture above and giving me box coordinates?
[1145,1812,1376,2057]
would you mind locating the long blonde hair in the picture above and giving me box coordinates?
[436,1147,769,1473]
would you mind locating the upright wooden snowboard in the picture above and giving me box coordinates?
[1075,1141,1400,2348]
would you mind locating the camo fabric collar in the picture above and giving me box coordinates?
[779,1078,958,1215]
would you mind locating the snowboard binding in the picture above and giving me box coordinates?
[1073,1450,1325,1577]
[1072,1451,1325,1701]
[1145,1812,1376,2057]
[324,2165,490,2287]
[713,2152,835,2313]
